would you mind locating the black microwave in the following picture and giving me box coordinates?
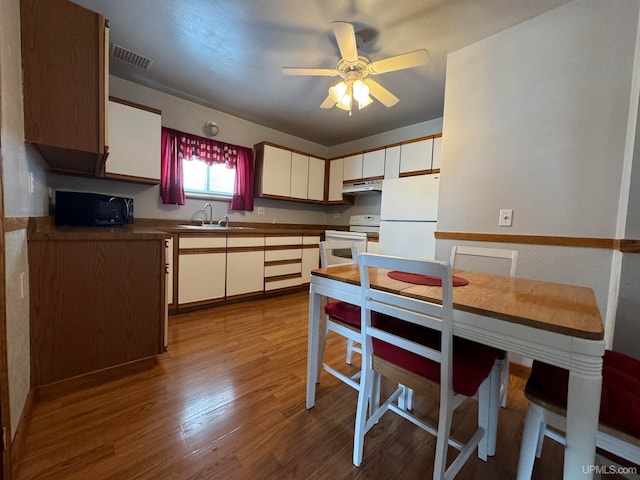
[55,191,134,226]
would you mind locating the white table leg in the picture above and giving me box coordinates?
[306,288,322,409]
[563,366,602,479]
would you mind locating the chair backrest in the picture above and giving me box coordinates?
[450,245,518,277]
[358,253,454,391]
[319,240,359,268]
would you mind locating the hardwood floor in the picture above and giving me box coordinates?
[15,291,568,479]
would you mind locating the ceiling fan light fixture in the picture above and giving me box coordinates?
[352,79,370,103]
[358,95,373,110]
[329,81,348,103]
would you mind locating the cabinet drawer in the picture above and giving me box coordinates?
[179,236,226,249]
[303,235,321,245]
[265,235,303,246]
[265,276,302,291]
[265,262,301,277]
[227,236,264,248]
[265,248,302,262]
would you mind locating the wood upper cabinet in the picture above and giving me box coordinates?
[290,152,309,200]
[21,0,109,176]
[328,158,344,202]
[384,145,401,179]
[362,149,385,179]
[343,154,364,182]
[105,98,162,184]
[400,138,433,175]
[307,156,325,202]
[255,143,292,198]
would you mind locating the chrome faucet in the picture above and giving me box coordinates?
[218,215,229,227]
[203,203,213,225]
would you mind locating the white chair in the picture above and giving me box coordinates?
[317,240,362,389]
[517,351,640,479]
[352,253,502,479]
[450,245,518,408]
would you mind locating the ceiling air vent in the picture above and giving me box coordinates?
[110,44,153,70]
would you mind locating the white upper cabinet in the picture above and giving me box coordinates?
[106,99,161,182]
[400,138,433,175]
[362,149,385,179]
[432,135,442,170]
[328,158,344,202]
[290,152,309,200]
[384,145,401,179]
[260,144,292,197]
[343,154,364,182]
[307,156,326,202]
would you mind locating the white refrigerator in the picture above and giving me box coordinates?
[378,174,439,259]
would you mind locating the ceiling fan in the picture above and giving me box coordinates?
[281,21,429,114]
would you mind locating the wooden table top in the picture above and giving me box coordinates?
[312,264,604,340]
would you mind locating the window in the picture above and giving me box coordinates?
[183,159,236,198]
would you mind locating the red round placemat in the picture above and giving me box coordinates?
[387,270,469,286]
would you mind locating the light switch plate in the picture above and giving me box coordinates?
[499,209,513,227]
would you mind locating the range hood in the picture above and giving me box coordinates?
[342,180,383,194]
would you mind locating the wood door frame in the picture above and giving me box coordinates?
[0,48,12,480]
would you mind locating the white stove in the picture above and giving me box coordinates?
[324,215,380,263]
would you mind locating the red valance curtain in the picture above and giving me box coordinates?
[160,127,254,211]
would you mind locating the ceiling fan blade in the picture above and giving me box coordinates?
[368,49,429,74]
[281,67,339,76]
[332,21,358,63]
[365,79,399,107]
[320,95,335,109]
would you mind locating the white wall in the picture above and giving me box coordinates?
[0,0,50,439]
[435,0,640,352]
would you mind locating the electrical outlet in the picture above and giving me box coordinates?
[20,272,25,299]
[333,212,340,218]
[499,209,513,227]
[256,207,265,215]
[29,172,34,194]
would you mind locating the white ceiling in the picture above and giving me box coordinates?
[71,0,573,146]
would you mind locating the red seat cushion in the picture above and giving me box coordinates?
[527,350,640,438]
[372,315,500,397]
[324,301,361,327]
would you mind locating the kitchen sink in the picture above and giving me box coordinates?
[177,224,254,230]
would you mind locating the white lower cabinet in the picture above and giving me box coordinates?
[177,236,226,305]
[301,235,321,283]
[226,236,265,297]
[264,235,303,291]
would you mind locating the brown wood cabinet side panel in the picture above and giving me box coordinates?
[21,0,104,153]
[29,239,163,386]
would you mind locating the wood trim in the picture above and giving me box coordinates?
[178,247,227,255]
[176,297,226,310]
[226,246,264,254]
[102,172,160,185]
[32,357,157,402]
[264,259,302,267]
[435,231,616,249]
[302,244,320,250]
[264,273,302,283]
[264,245,303,251]
[108,96,162,115]
[10,389,33,479]
[618,239,640,253]
[3,217,29,232]
[399,169,433,177]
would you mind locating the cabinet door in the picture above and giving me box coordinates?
[328,158,344,202]
[178,253,226,304]
[226,236,264,297]
[363,149,385,179]
[262,145,292,197]
[106,100,161,182]
[290,152,309,199]
[21,0,108,174]
[301,235,321,283]
[400,138,433,175]
[343,154,363,181]
[384,145,401,179]
[307,157,326,201]
[432,136,442,170]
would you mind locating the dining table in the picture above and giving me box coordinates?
[307,263,605,479]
